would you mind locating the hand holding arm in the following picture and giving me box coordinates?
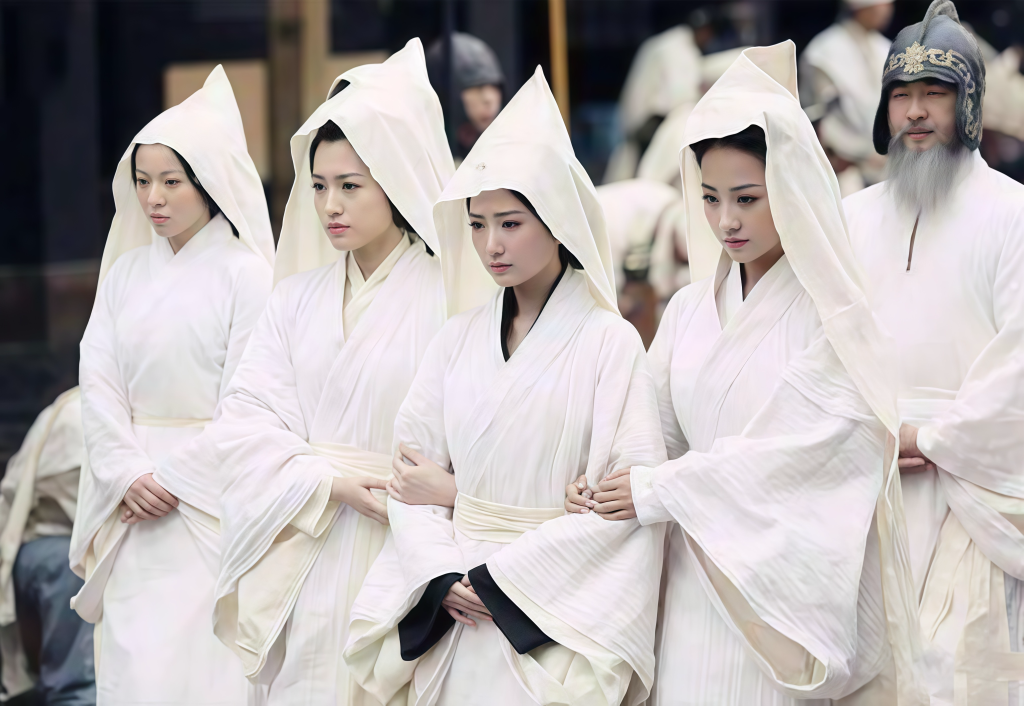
[592,468,636,520]
[331,476,389,525]
[898,423,936,474]
[386,444,457,507]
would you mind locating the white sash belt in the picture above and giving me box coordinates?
[454,493,563,544]
[131,415,211,428]
[309,442,392,482]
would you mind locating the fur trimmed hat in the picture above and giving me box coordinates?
[872,0,986,154]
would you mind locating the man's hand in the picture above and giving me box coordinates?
[898,423,936,474]
[387,444,458,507]
[564,475,595,514]
[441,575,492,627]
[121,473,178,523]
[592,468,636,521]
[331,476,389,524]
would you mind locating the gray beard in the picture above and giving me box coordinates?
[883,130,971,215]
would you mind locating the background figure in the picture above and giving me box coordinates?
[596,179,688,346]
[0,389,93,706]
[426,32,505,161]
[603,25,703,184]
[800,0,894,195]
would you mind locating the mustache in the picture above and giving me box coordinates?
[891,120,937,144]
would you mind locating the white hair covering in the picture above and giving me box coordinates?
[99,65,275,285]
[274,39,454,284]
[680,42,927,705]
[433,66,617,316]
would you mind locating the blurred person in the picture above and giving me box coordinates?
[597,179,688,345]
[0,389,94,705]
[635,46,749,189]
[801,0,894,194]
[569,42,924,705]
[844,1,1024,701]
[603,25,702,183]
[69,66,275,705]
[160,40,465,705]
[344,68,667,706]
[427,32,505,161]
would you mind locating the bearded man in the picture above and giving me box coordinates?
[844,1,1024,703]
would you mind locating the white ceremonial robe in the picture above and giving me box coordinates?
[346,266,668,706]
[845,152,1024,704]
[633,256,892,705]
[175,237,444,705]
[800,19,890,168]
[71,214,272,705]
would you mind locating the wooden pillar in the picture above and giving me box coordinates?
[548,0,569,129]
[267,0,302,240]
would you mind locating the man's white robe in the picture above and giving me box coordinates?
[845,151,1024,704]
[345,267,668,705]
[167,237,444,705]
[630,255,892,705]
[800,18,891,182]
[71,214,272,704]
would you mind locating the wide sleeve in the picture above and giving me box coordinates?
[916,213,1024,498]
[644,333,891,699]
[159,280,336,534]
[73,266,156,556]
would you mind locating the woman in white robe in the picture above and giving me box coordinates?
[569,43,928,705]
[158,40,469,705]
[68,66,275,704]
[344,67,668,706]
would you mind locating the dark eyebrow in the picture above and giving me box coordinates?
[730,183,762,191]
[701,183,718,192]
[134,169,182,178]
[310,172,363,180]
[467,209,527,219]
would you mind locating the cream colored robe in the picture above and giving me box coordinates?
[72,214,272,705]
[845,151,1024,705]
[345,267,667,705]
[800,19,891,170]
[631,256,892,705]
[0,387,83,699]
[165,237,444,706]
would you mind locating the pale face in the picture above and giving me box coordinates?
[311,138,396,252]
[468,189,561,287]
[461,84,502,132]
[700,147,782,264]
[853,3,893,32]
[134,144,210,240]
[887,80,958,152]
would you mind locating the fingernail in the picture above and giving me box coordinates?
[578,480,586,489]
[581,507,589,514]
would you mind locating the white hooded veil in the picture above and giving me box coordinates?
[98,65,274,285]
[680,42,927,705]
[433,65,618,316]
[273,38,453,285]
